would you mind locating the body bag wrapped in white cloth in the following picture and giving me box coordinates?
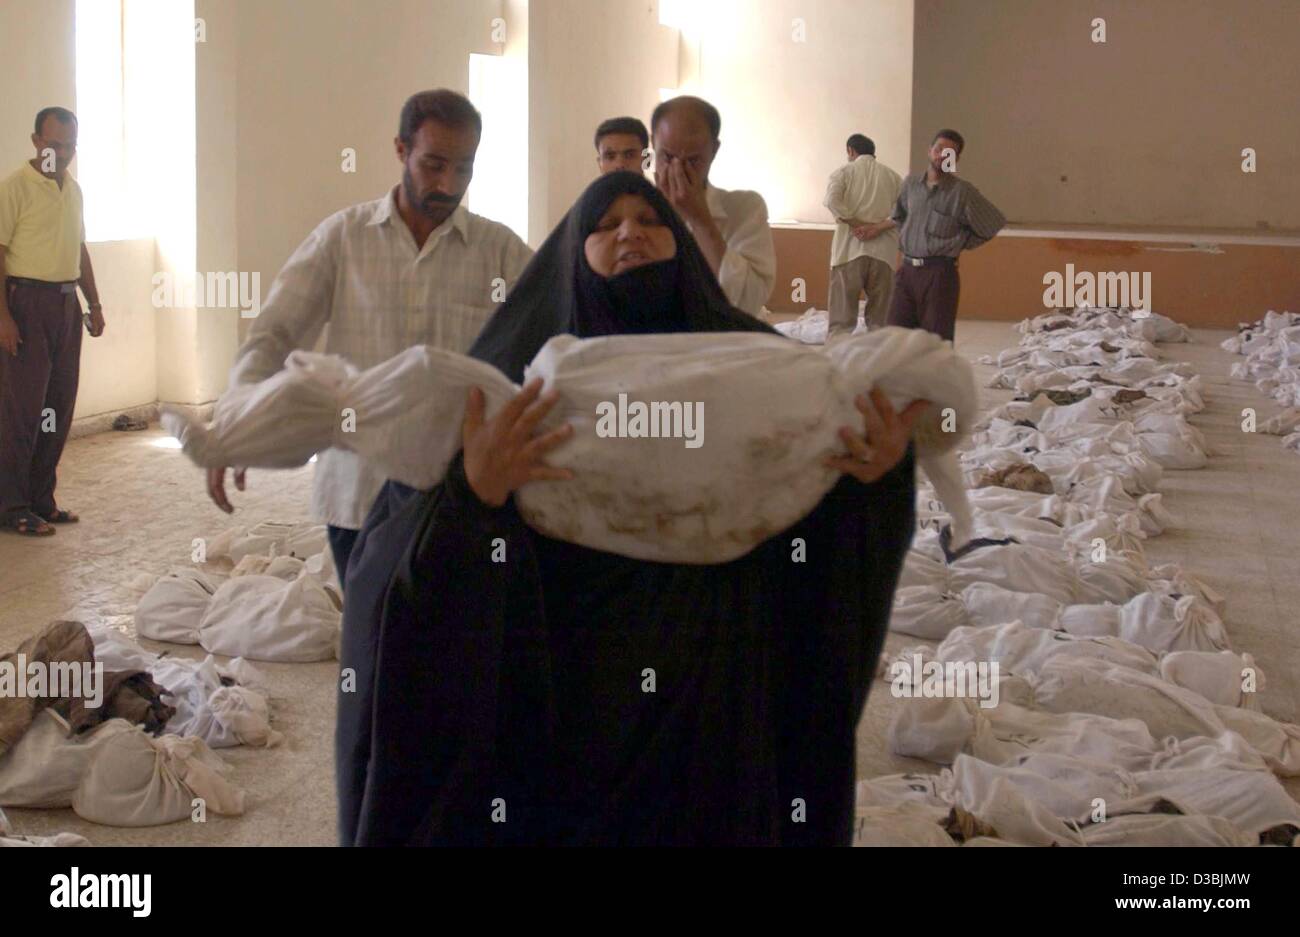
[166,327,976,564]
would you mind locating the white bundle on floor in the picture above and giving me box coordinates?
[198,574,342,663]
[947,755,1258,846]
[1158,650,1261,710]
[773,308,868,345]
[888,586,1228,651]
[72,730,244,826]
[0,711,138,807]
[1028,657,1300,776]
[900,531,1153,607]
[1124,768,1300,837]
[165,328,977,564]
[852,803,956,847]
[134,568,218,643]
[89,625,282,748]
[900,620,1251,705]
[926,485,1153,549]
[0,709,246,826]
[207,521,329,564]
[1018,308,1190,344]
[963,445,1164,496]
[888,694,1270,774]
[134,562,341,663]
[913,503,1148,564]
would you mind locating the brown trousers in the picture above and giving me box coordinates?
[886,261,961,342]
[0,280,82,519]
[827,254,895,335]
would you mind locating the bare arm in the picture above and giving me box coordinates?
[79,243,104,336]
[0,245,17,355]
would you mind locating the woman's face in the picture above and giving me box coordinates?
[583,194,677,277]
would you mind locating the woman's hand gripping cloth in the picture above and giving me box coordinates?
[164,326,975,564]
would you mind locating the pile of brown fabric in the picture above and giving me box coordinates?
[974,463,1055,495]
[0,621,174,758]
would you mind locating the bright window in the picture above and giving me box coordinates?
[468,52,528,243]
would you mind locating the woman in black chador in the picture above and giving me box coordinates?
[337,171,923,846]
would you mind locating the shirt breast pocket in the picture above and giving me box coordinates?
[925,209,962,240]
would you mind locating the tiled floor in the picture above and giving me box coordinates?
[2,318,1297,844]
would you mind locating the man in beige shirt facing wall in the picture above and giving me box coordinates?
[0,107,105,537]
[824,134,902,337]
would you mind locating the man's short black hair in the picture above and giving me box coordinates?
[650,96,721,142]
[34,106,77,136]
[933,128,965,156]
[399,90,481,146]
[594,117,649,152]
[846,134,875,156]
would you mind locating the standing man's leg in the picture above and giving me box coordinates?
[0,283,58,531]
[862,257,895,330]
[29,290,83,521]
[328,525,360,589]
[918,264,960,342]
[827,259,863,337]
[885,265,919,331]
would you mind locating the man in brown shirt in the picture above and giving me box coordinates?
[864,129,1005,342]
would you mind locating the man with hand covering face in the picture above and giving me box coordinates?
[337,171,924,847]
[650,96,776,317]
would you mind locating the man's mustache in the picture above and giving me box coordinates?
[422,193,460,205]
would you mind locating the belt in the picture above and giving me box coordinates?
[6,276,78,293]
[902,255,956,267]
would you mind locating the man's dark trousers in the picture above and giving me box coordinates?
[0,279,83,520]
[886,259,960,342]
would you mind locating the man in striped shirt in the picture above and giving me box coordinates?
[208,89,532,584]
[867,129,1005,342]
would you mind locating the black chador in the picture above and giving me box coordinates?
[336,172,916,846]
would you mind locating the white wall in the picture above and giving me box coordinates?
[911,0,1300,229]
[525,0,678,243]
[74,239,158,419]
[692,0,914,222]
[0,1,76,173]
[233,0,501,305]
[193,0,241,402]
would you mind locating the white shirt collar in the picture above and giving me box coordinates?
[369,186,470,244]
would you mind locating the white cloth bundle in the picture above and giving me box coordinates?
[902,620,1249,705]
[1158,650,1260,710]
[947,755,1258,846]
[0,711,137,807]
[773,308,867,345]
[0,710,246,825]
[899,534,1149,607]
[198,574,342,663]
[89,624,281,748]
[963,445,1163,496]
[134,568,218,644]
[888,694,1271,774]
[852,803,956,847]
[1028,657,1300,776]
[71,729,244,826]
[207,521,329,564]
[165,328,977,564]
[897,752,1297,843]
[912,619,1160,676]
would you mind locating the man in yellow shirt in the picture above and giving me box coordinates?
[0,107,104,537]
